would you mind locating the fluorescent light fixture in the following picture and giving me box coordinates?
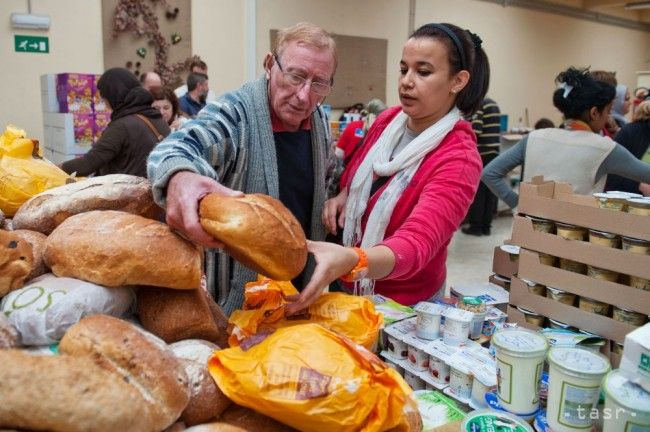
[10,13,51,30]
[624,1,650,10]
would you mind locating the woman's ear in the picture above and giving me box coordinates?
[263,52,273,79]
[588,106,600,121]
[452,70,470,94]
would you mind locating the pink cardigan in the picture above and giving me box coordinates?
[341,106,482,305]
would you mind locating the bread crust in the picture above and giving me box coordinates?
[11,229,47,281]
[0,230,33,296]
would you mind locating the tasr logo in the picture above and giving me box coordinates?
[641,353,650,373]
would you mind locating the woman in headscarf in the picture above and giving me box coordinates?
[611,84,631,128]
[61,68,170,177]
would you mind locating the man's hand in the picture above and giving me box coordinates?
[639,182,650,197]
[165,171,243,248]
[322,189,348,235]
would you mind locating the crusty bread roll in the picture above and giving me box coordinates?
[0,350,156,432]
[0,230,33,296]
[199,194,307,281]
[170,339,232,425]
[0,316,19,348]
[11,229,47,281]
[185,424,247,432]
[217,405,297,432]
[13,174,157,235]
[59,315,190,432]
[44,210,202,289]
[138,287,229,348]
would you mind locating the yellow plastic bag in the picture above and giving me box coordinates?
[0,125,70,216]
[229,278,383,350]
[209,323,420,432]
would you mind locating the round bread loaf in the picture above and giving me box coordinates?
[0,316,19,348]
[11,229,47,281]
[59,315,190,432]
[199,194,307,281]
[44,210,202,289]
[13,174,157,235]
[217,405,298,432]
[185,424,247,432]
[0,230,33,296]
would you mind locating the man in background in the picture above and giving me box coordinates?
[178,73,208,118]
[175,59,217,102]
[140,71,162,92]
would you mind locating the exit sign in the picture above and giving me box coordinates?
[14,35,49,54]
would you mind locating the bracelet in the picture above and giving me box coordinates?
[340,247,369,282]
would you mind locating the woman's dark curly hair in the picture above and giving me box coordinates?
[553,67,615,121]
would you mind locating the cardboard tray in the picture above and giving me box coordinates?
[492,244,519,278]
[516,249,650,316]
[511,215,650,280]
[509,276,639,343]
[518,178,650,242]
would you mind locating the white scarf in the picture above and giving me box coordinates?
[342,107,461,294]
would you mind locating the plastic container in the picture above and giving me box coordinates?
[526,215,555,234]
[588,229,620,248]
[602,369,650,432]
[625,197,650,216]
[522,279,546,296]
[548,318,578,332]
[621,236,650,255]
[586,265,619,283]
[559,257,587,274]
[629,275,650,291]
[387,335,407,359]
[458,297,487,340]
[449,365,473,400]
[492,328,548,416]
[407,345,429,371]
[516,306,545,327]
[594,192,629,211]
[461,409,534,432]
[578,296,611,316]
[404,370,426,390]
[442,308,473,346]
[414,302,445,340]
[612,306,647,326]
[555,222,587,241]
[546,347,610,432]
[470,378,494,409]
[427,354,450,384]
[546,287,576,306]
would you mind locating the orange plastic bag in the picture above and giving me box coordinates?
[209,323,420,432]
[229,278,383,350]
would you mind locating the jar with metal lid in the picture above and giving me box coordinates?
[586,265,619,283]
[629,275,650,291]
[612,341,624,355]
[522,279,546,296]
[612,306,647,326]
[546,287,576,306]
[588,229,620,248]
[555,222,587,241]
[621,236,650,255]
[593,192,630,211]
[525,215,555,233]
[578,296,611,316]
[625,197,650,216]
[559,257,587,274]
[548,318,578,332]
[516,306,545,327]
[538,252,557,267]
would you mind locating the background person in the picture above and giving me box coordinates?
[150,86,188,131]
[178,73,209,118]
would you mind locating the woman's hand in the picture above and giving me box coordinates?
[639,182,650,197]
[322,189,348,235]
[284,240,358,315]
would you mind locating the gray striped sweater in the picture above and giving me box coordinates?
[147,75,330,315]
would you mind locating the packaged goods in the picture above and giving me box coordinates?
[593,192,629,211]
[546,347,610,432]
[492,328,548,416]
[558,257,587,274]
[428,354,450,384]
[602,370,650,432]
[547,319,578,332]
[612,341,624,355]
[586,265,619,283]
[516,306,545,327]
[612,306,647,326]
[619,323,650,392]
[500,244,520,262]
[578,296,611,316]
[413,390,465,432]
[625,197,650,216]
[546,287,576,305]
[442,308,473,346]
[587,229,620,248]
[0,230,33,296]
[538,252,557,266]
[470,377,494,408]
[209,323,420,432]
[405,370,427,390]
[199,193,307,281]
[621,236,650,255]
[408,344,429,371]
[55,73,94,113]
[451,283,509,308]
[629,275,650,290]
[1,273,134,345]
[458,297,487,340]
[370,294,415,325]
[526,215,555,233]
[522,279,546,296]
[555,222,587,241]
[482,306,508,336]
[448,365,473,400]
[461,409,533,432]
[491,274,512,291]
[414,302,444,340]
[387,335,408,359]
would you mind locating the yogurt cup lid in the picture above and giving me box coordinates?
[492,274,511,282]
[604,369,650,412]
[521,279,540,287]
[555,221,583,229]
[545,286,565,294]
[492,328,548,356]
[547,347,610,376]
[588,229,617,238]
[622,236,650,244]
[500,244,520,255]
[414,301,445,315]
[593,192,629,200]
[525,215,551,223]
[462,409,534,432]
[609,191,643,198]
[548,318,571,328]
[626,197,650,206]
[442,308,474,322]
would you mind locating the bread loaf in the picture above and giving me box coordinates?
[185,424,247,432]
[218,405,298,432]
[170,339,232,425]
[44,210,202,289]
[59,315,190,431]
[0,230,33,296]
[0,316,19,348]
[13,174,156,234]
[11,229,47,280]
[0,350,156,432]
[137,287,229,347]
[199,194,307,281]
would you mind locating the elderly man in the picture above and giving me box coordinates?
[140,71,162,91]
[147,22,337,314]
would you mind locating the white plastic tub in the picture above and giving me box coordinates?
[449,365,473,400]
[602,369,650,432]
[442,308,473,346]
[414,302,445,340]
[387,335,407,359]
[461,409,534,432]
[427,354,450,385]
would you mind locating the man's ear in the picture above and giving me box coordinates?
[263,52,274,79]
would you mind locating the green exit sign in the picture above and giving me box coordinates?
[14,35,49,54]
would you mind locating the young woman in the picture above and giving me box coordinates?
[150,86,188,131]
[482,67,650,209]
[286,23,489,313]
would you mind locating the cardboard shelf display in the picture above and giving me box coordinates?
[492,243,519,278]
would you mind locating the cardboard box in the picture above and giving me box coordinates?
[43,112,94,154]
[92,74,111,113]
[42,147,85,165]
[93,111,110,143]
[619,323,650,392]
[56,73,94,113]
[492,244,519,278]
[518,177,650,241]
[40,74,59,113]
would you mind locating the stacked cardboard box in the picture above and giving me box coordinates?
[507,177,650,367]
[41,73,111,164]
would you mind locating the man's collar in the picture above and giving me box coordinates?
[270,104,312,132]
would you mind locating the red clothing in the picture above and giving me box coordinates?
[341,106,482,305]
[336,120,365,158]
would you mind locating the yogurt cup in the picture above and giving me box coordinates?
[546,347,610,432]
[594,192,630,211]
[526,215,555,234]
[407,345,429,371]
[442,308,473,346]
[461,409,534,432]
[556,222,587,241]
[588,229,620,248]
[516,306,545,327]
[387,335,408,359]
[404,370,426,391]
[414,302,445,340]
[625,197,650,216]
[602,369,650,432]
[492,328,548,416]
[427,354,450,384]
[612,306,647,326]
[546,287,576,306]
[586,265,619,283]
[559,258,587,274]
[458,297,487,340]
[470,378,494,409]
[621,236,650,255]
[547,318,578,332]
[578,296,611,316]
[629,275,650,291]
[449,365,473,400]
[522,279,546,296]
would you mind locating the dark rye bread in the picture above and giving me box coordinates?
[13,174,157,235]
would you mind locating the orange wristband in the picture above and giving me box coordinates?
[340,247,369,282]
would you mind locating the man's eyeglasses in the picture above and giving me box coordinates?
[273,54,332,97]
